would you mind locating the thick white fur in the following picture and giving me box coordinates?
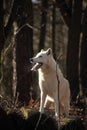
[31,48,70,119]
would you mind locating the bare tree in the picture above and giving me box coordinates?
[38,0,48,51]
[0,0,5,57]
[80,6,87,97]
[66,0,83,101]
[51,2,56,59]
[56,0,83,101]
[0,0,5,93]
[56,0,71,27]
[14,0,33,105]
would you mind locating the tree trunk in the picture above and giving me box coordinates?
[38,0,48,51]
[0,0,5,57]
[52,3,56,59]
[15,0,33,105]
[0,0,5,91]
[4,0,16,38]
[56,0,71,27]
[66,0,82,101]
[80,6,87,97]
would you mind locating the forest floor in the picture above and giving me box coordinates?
[29,102,87,130]
[0,95,87,130]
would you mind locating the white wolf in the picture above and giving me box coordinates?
[30,48,70,119]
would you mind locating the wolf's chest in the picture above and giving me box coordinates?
[39,74,58,93]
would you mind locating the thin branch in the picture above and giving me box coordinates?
[56,0,72,27]
[14,23,41,35]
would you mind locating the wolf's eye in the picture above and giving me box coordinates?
[39,55,42,58]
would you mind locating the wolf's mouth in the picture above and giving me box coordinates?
[31,62,43,71]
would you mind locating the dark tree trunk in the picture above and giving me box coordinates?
[80,7,87,97]
[52,3,56,59]
[0,0,5,57]
[4,0,16,38]
[56,0,72,27]
[15,0,33,105]
[0,0,5,87]
[38,0,48,51]
[66,0,82,101]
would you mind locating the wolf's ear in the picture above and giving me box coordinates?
[41,49,44,52]
[46,48,52,55]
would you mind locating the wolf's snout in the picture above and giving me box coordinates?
[30,58,33,63]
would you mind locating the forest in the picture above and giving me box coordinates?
[0,0,87,130]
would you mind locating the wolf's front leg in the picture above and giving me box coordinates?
[39,92,46,113]
[53,93,60,128]
[53,93,59,119]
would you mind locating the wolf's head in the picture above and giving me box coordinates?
[30,48,52,71]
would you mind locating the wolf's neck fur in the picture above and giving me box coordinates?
[38,56,64,81]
